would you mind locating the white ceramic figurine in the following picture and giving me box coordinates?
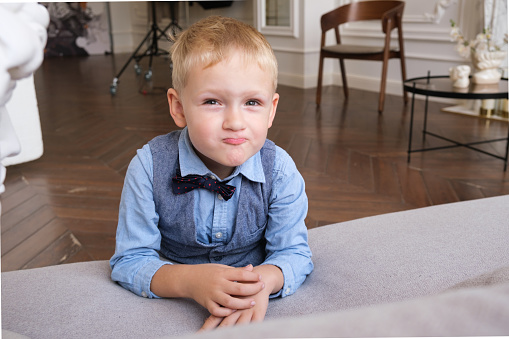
[449,65,471,88]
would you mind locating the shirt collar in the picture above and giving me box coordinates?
[178,127,266,183]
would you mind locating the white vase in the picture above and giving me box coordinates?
[471,50,506,84]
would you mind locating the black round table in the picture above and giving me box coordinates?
[404,75,509,171]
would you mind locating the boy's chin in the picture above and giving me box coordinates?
[224,153,253,168]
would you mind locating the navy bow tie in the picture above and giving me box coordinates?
[172,173,236,201]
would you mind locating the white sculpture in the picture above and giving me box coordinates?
[471,50,506,84]
[0,3,49,195]
[449,65,471,88]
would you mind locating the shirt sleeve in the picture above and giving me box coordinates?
[109,144,171,299]
[261,146,314,298]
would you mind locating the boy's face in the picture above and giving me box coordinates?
[168,50,279,179]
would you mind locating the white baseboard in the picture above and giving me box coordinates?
[277,71,331,89]
[278,72,457,104]
[343,74,404,97]
[278,71,403,94]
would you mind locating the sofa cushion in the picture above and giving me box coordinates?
[265,195,509,318]
[449,265,509,290]
[181,282,509,338]
[2,195,508,338]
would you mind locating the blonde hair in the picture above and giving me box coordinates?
[170,16,278,93]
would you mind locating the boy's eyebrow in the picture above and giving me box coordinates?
[195,88,273,98]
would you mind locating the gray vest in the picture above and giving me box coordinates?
[148,130,275,267]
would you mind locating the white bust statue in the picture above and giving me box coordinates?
[0,3,49,195]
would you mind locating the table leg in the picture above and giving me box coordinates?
[504,123,509,172]
[407,83,416,163]
[423,94,429,141]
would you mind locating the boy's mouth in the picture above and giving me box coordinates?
[223,138,246,145]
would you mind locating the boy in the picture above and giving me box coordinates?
[110,16,313,330]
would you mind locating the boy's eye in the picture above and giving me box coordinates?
[204,99,218,105]
[246,100,260,106]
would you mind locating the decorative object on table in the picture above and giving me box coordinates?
[471,50,506,84]
[448,65,470,88]
[450,20,507,84]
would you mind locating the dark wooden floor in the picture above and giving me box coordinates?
[2,54,508,272]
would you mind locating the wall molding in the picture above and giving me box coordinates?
[405,52,464,63]
[341,24,452,41]
[278,68,457,106]
[278,69,457,105]
[272,46,464,63]
[278,71,310,89]
[335,74,454,104]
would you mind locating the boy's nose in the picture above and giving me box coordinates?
[223,106,245,131]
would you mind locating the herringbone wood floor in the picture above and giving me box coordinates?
[1,54,508,272]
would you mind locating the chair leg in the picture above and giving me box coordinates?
[339,59,348,99]
[378,57,389,114]
[378,90,386,114]
[316,54,325,106]
[400,54,408,104]
[397,27,409,105]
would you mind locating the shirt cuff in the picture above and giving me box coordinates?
[133,259,173,299]
[261,260,295,298]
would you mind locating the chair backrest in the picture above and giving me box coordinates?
[321,1,404,34]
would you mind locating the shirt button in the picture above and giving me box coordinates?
[215,232,223,239]
[285,288,291,295]
[217,194,223,200]
[141,291,148,298]
[210,175,217,180]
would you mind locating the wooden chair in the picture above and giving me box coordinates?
[316,1,408,113]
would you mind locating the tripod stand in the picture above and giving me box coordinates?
[110,2,182,95]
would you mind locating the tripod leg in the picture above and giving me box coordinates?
[111,2,179,95]
[109,28,155,95]
[144,2,160,80]
[145,26,157,80]
[114,29,152,80]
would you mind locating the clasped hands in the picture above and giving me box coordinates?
[151,262,283,331]
[189,263,272,331]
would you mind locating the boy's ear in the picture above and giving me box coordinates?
[267,92,279,128]
[167,88,187,128]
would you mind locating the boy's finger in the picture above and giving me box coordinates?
[251,307,266,322]
[207,301,236,318]
[215,292,257,311]
[199,315,224,331]
[236,310,256,325]
[227,267,262,283]
[226,280,265,297]
[217,310,242,328]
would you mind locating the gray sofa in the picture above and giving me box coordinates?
[2,195,509,338]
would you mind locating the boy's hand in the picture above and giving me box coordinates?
[184,263,265,317]
[198,264,284,331]
[199,287,270,330]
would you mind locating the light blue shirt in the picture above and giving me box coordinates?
[110,128,313,299]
